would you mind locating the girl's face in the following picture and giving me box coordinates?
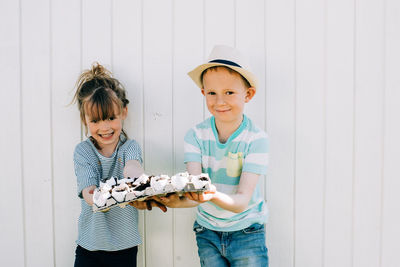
[84,104,127,156]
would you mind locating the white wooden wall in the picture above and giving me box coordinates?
[1,0,399,266]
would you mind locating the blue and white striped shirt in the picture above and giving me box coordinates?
[184,115,269,231]
[73,134,142,251]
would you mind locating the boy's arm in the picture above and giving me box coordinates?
[186,171,260,214]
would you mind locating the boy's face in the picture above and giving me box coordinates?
[201,67,255,126]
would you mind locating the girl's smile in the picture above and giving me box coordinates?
[85,105,127,157]
[98,132,114,139]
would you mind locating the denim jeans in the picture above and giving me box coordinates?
[193,221,268,267]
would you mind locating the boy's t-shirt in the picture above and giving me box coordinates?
[184,115,269,232]
[73,134,142,251]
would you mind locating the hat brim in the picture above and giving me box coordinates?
[188,63,258,89]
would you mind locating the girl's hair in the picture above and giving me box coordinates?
[72,63,129,147]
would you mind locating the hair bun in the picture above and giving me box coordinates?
[90,62,112,80]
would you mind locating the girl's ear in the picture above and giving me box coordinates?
[245,87,256,103]
[122,107,128,119]
[201,88,205,96]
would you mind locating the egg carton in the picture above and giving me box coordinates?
[92,172,211,212]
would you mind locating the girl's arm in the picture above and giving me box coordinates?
[80,160,143,207]
[185,162,260,213]
[82,185,96,206]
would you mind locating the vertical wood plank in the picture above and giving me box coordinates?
[236,0,266,130]
[381,1,400,266]
[353,0,384,266]
[204,0,235,50]
[324,0,354,266]
[173,0,204,266]
[82,0,112,67]
[295,0,325,266]
[265,0,296,266]
[204,0,235,118]
[51,0,82,266]
[20,0,54,265]
[112,1,146,266]
[142,0,174,266]
[236,0,267,200]
[0,0,25,266]
[112,0,144,147]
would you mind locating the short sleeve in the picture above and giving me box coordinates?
[73,144,100,198]
[242,134,269,175]
[183,128,202,163]
[124,140,143,164]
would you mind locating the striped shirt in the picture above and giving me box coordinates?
[184,115,269,231]
[73,134,142,251]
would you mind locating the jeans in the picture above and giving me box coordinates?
[193,221,269,267]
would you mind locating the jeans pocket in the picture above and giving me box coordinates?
[193,221,205,234]
[242,223,265,234]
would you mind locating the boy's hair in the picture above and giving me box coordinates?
[72,63,129,143]
[200,66,251,89]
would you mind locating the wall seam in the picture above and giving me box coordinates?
[140,1,147,266]
[234,0,237,47]
[378,0,387,266]
[293,0,297,266]
[171,0,176,266]
[351,1,357,266]
[49,0,56,265]
[322,0,328,266]
[110,0,114,71]
[80,0,83,140]
[202,0,206,120]
[263,0,268,205]
[19,0,27,266]
[264,0,267,133]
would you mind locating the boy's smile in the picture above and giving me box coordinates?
[202,67,255,129]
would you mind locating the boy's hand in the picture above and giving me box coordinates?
[152,194,184,208]
[185,185,216,203]
[129,200,147,210]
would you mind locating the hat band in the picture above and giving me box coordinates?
[208,59,242,68]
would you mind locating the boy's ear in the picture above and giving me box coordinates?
[245,87,256,103]
[201,88,205,96]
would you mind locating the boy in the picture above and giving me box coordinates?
[159,45,269,266]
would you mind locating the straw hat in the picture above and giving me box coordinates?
[188,45,257,89]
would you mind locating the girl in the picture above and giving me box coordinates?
[72,63,165,267]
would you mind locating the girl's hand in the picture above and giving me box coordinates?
[185,184,216,203]
[82,185,97,206]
